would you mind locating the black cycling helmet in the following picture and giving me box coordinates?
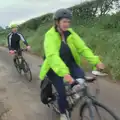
[53,8,72,20]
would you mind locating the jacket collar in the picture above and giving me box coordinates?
[54,26,71,37]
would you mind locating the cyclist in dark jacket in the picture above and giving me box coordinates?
[7,24,30,55]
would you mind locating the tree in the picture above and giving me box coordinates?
[96,0,120,16]
[114,0,120,11]
[0,26,4,31]
[71,0,99,20]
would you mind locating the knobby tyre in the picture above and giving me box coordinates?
[50,89,60,114]
[80,100,120,120]
[13,57,21,74]
[50,92,72,117]
[22,59,32,82]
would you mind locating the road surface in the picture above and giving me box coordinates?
[0,47,119,120]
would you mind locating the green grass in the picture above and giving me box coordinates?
[0,5,120,80]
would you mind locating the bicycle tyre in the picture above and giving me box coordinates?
[13,57,21,74]
[50,94,72,116]
[49,89,60,114]
[22,59,32,82]
[80,100,119,120]
[51,101,60,114]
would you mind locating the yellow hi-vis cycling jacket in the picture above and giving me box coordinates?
[39,27,100,80]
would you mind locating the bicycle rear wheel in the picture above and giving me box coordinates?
[80,101,119,120]
[22,60,32,82]
[50,95,72,117]
[49,85,60,114]
[50,90,73,116]
[50,95,60,114]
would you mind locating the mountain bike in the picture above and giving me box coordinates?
[49,71,120,120]
[13,49,32,82]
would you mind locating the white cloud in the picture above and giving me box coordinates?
[0,0,84,27]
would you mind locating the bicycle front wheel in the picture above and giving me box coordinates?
[80,101,119,120]
[13,58,21,74]
[22,60,32,82]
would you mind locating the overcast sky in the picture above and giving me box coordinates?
[0,0,88,27]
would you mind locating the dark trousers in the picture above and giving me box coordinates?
[47,62,85,114]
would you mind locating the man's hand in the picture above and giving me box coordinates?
[9,50,15,54]
[63,74,74,84]
[96,62,105,70]
[26,46,31,50]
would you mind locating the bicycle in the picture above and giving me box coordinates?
[48,71,119,120]
[13,49,32,82]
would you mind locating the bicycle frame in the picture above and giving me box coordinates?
[14,49,27,61]
[14,49,27,69]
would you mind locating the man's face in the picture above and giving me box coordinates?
[12,27,17,33]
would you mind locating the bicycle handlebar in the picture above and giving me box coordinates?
[65,71,106,98]
[14,49,28,53]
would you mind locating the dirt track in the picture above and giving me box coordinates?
[0,47,120,120]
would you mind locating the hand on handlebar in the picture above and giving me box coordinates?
[26,46,31,50]
[63,74,74,84]
[96,62,105,70]
[92,62,107,76]
[9,50,15,54]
